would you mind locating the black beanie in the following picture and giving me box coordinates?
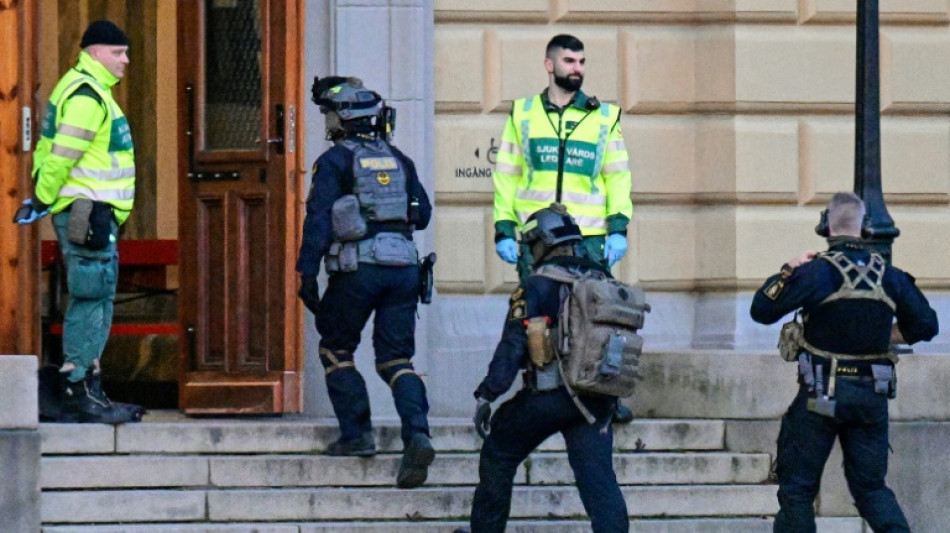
[80,20,129,48]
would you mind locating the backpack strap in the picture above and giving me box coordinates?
[553,349,597,424]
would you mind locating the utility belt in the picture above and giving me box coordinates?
[523,363,563,392]
[324,231,417,273]
[797,351,897,417]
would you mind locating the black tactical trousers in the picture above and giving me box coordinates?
[469,387,627,533]
[774,380,909,532]
[315,263,429,445]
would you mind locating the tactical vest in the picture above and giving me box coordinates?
[325,139,416,272]
[33,52,135,224]
[502,96,625,235]
[532,264,650,423]
[799,251,898,363]
[342,139,408,223]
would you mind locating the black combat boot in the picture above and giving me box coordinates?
[61,375,139,425]
[396,432,435,488]
[613,399,634,424]
[88,371,146,422]
[326,432,376,457]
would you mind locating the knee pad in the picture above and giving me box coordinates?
[320,347,356,376]
[376,358,418,388]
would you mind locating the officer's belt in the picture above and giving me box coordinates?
[802,338,898,365]
[809,354,890,380]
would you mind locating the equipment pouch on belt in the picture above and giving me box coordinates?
[526,317,555,368]
[360,232,417,266]
[798,352,815,390]
[871,364,897,398]
[325,241,359,273]
[806,362,837,418]
[67,199,113,250]
[778,312,805,362]
[331,194,367,242]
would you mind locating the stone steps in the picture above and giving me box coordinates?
[41,451,771,488]
[38,414,859,530]
[40,416,725,454]
[43,486,778,523]
[43,517,865,533]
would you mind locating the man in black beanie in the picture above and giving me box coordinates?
[17,19,143,424]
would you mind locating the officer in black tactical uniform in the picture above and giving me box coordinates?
[458,204,629,533]
[296,76,434,489]
[750,192,938,532]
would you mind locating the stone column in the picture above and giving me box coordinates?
[0,355,40,532]
[302,0,434,416]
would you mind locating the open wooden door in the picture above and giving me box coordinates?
[177,0,304,414]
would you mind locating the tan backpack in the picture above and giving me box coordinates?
[533,265,650,406]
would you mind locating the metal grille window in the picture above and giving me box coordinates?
[204,0,262,150]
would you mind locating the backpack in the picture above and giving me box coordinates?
[533,265,651,400]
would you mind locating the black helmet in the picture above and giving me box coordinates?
[522,204,582,252]
[311,76,382,120]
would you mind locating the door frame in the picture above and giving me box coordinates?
[176,0,307,414]
[1,0,40,356]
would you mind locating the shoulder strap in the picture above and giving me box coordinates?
[531,264,579,284]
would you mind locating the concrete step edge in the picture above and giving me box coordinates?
[41,516,866,533]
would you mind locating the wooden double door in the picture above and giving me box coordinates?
[177,0,305,414]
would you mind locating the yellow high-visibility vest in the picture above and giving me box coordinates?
[493,91,632,236]
[33,51,135,224]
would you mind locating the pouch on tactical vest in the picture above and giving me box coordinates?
[331,194,367,242]
[533,265,650,399]
[357,232,417,266]
[325,241,359,273]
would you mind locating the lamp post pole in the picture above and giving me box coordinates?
[853,0,899,262]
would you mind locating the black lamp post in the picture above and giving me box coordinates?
[852,0,899,262]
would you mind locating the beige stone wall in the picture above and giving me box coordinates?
[432,1,950,294]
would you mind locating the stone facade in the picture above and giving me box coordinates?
[430,0,950,353]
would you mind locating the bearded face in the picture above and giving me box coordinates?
[547,48,586,93]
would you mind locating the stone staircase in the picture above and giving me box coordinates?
[39,412,863,532]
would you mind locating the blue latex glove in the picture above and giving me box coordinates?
[13,198,50,225]
[604,233,628,267]
[495,238,518,264]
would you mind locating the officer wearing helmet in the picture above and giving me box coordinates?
[458,203,629,533]
[296,76,434,489]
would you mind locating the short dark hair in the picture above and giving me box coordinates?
[546,34,584,59]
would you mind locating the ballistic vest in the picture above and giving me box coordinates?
[32,51,135,224]
[499,94,626,235]
[800,251,898,363]
[342,138,408,224]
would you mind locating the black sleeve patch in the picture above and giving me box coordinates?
[763,279,785,300]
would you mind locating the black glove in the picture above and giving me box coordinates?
[474,398,492,439]
[298,276,320,315]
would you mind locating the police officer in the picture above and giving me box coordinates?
[750,192,938,532]
[459,204,629,533]
[16,21,141,424]
[492,33,635,424]
[296,76,434,489]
